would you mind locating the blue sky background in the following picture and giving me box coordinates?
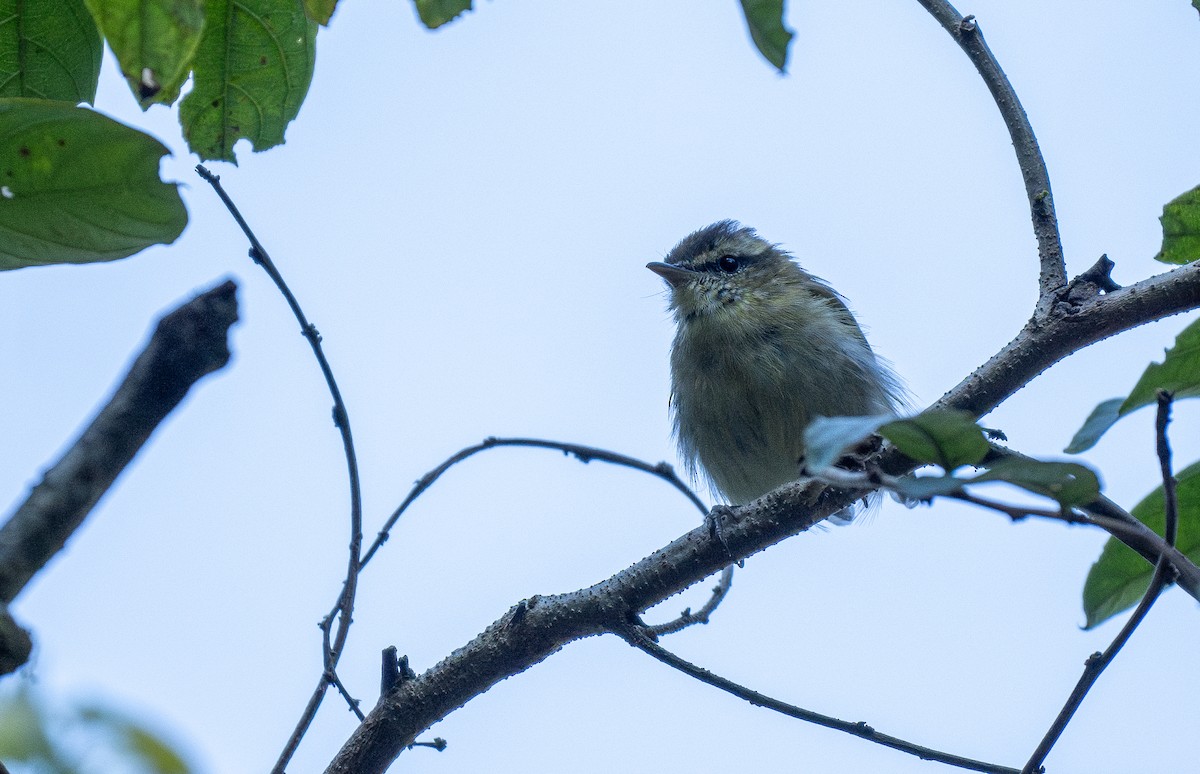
[2,1,1199,771]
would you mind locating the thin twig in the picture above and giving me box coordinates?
[643,565,735,637]
[363,437,706,566]
[618,624,1019,774]
[915,1,1067,301]
[361,436,731,634]
[194,166,365,773]
[1020,392,1180,774]
[1155,390,1178,546]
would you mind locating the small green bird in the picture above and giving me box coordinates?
[648,220,904,509]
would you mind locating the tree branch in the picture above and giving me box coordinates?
[915,1,1067,301]
[0,281,238,672]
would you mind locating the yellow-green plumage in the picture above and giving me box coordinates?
[649,221,902,506]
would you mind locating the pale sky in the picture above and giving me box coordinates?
[2,2,1199,772]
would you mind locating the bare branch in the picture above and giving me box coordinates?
[915,1,1067,301]
[618,625,1020,774]
[0,281,238,605]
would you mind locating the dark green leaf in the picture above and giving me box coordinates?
[880,410,990,471]
[890,474,968,500]
[1066,319,1200,452]
[0,0,102,103]
[179,0,316,163]
[1064,397,1123,453]
[802,414,893,472]
[973,459,1100,508]
[414,0,471,28]
[1156,184,1200,265]
[1121,317,1200,412]
[1082,460,1200,629]
[84,0,205,108]
[303,0,337,25]
[738,0,792,72]
[0,99,186,269]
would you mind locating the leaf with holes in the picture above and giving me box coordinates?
[0,99,186,270]
[84,0,205,107]
[179,0,317,163]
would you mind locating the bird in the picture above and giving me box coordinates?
[647,220,904,512]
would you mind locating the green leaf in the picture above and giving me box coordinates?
[1156,184,1200,265]
[83,0,205,108]
[973,458,1100,508]
[1066,318,1200,452]
[890,474,968,500]
[738,0,792,72]
[1082,460,1200,629]
[1064,397,1123,453]
[413,0,471,28]
[179,0,317,163]
[79,704,192,774]
[303,0,337,25]
[0,99,186,269]
[1121,317,1200,411]
[880,410,990,471]
[0,0,102,103]
[0,688,53,760]
[802,414,893,472]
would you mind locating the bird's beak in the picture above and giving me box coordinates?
[647,261,697,289]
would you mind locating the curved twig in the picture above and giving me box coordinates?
[915,1,1067,302]
[194,166,365,774]
[619,624,1020,774]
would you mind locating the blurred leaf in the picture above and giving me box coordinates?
[179,0,316,163]
[1064,398,1122,453]
[83,0,205,108]
[890,474,968,500]
[79,704,191,774]
[738,0,792,72]
[303,0,337,24]
[1156,184,1200,264]
[0,688,53,760]
[802,414,892,471]
[1066,319,1200,452]
[0,99,186,270]
[1082,460,1200,629]
[1121,318,1200,411]
[880,410,990,471]
[974,459,1100,508]
[0,0,102,103]
[414,0,471,28]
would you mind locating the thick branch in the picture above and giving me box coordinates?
[0,281,239,606]
[916,1,1067,300]
[326,481,838,773]
[933,261,1200,418]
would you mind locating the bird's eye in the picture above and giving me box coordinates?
[716,255,740,273]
